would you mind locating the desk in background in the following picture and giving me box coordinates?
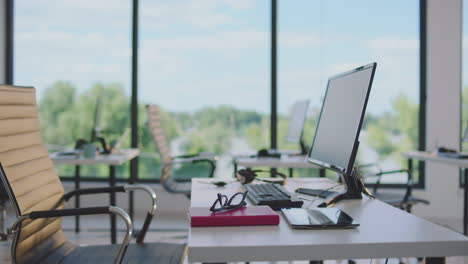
[188,178,468,263]
[50,148,139,244]
[233,155,324,177]
[403,151,468,235]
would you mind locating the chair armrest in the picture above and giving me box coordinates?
[367,168,413,204]
[360,165,411,196]
[29,207,111,219]
[169,158,216,178]
[172,152,217,160]
[63,184,157,243]
[358,163,381,169]
[378,169,409,176]
[124,185,157,243]
[8,206,132,264]
[377,168,413,204]
[63,186,126,201]
[171,156,217,163]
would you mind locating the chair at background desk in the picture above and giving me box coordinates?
[146,104,217,197]
[358,163,429,212]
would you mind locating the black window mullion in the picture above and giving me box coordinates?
[418,0,427,188]
[5,0,14,84]
[271,0,278,150]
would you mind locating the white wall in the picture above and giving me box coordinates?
[0,0,6,84]
[413,0,464,228]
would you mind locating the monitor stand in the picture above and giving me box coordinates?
[316,140,373,207]
[317,170,369,207]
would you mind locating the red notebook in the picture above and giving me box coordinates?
[190,206,280,227]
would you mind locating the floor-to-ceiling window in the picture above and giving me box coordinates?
[12,0,424,186]
[278,0,422,184]
[138,0,270,179]
[14,0,132,179]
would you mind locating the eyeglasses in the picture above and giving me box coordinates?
[209,191,248,213]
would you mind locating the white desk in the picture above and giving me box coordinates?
[50,148,140,166]
[402,151,468,235]
[233,155,323,177]
[50,148,140,244]
[188,178,468,263]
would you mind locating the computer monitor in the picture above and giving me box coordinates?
[90,97,103,143]
[285,100,310,154]
[88,97,111,154]
[308,62,377,200]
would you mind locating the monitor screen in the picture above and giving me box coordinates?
[285,100,310,144]
[308,63,376,175]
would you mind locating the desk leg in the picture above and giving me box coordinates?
[289,168,293,178]
[319,168,325,178]
[464,169,468,235]
[74,165,80,233]
[110,165,116,244]
[426,257,445,264]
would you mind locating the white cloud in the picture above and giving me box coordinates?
[278,32,323,48]
[366,37,419,112]
[143,30,269,51]
[140,0,262,31]
[368,38,419,52]
[276,36,420,115]
[15,0,420,116]
[15,0,271,110]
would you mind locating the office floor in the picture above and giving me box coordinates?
[0,184,467,263]
[0,222,467,264]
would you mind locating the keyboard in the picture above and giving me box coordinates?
[243,183,303,210]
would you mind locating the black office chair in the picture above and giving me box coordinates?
[358,163,429,212]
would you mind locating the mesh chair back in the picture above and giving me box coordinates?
[0,85,71,264]
[146,105,173,183]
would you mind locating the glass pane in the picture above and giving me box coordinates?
[279,0,420,183]
[14,0,132,179]
[139,0,270,180]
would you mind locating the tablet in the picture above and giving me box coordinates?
[282,208,359,229]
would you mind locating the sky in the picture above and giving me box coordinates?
[14,0,420,116]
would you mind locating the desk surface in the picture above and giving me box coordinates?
[403,151,468,168]
[50,148,140,166]
[188,178,468,262]
[235,155,319,169]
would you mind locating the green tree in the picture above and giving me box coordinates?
[39,81,77,146]
[366,94,418,167]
